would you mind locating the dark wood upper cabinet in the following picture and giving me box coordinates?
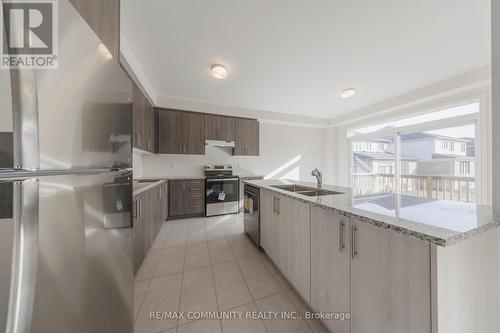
[156,108,258,156]
[144,98,155,152]
[205,115,235,141]
[69,0,120,60]
[157,109,205,155]
[184,112,205,154]
[132,83,155,153]
[234,118,260,156]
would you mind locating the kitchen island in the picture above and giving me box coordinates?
[244,179,500,333]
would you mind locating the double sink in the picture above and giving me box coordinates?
[271,184,343,197]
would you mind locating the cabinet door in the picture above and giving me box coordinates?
[282,196,311,303]
[142,190,153,255]
[132,83,144,150]
[168,180,185,217]
[311,207,350,333]
[153,186,161,236]
[260,190,276,258]
[143,100,155,152]
[158,109,182,154]
[159,181,167,222]
[163,182,169,221]
[133,195,144,273]
[183,112,205,154]
[205,115,235,141]
[184,179,205,215]
[350,218,431,333]
[157,110,205,155]
[234,118,259,156]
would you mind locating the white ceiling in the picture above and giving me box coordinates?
[121,0,491,120]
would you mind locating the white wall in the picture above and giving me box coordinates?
[493,0,500,212]
[132,150,144,178]
[322,127,337,185]
[137,122,327,182]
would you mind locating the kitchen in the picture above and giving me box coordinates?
[1,0,500,333]
[128,0,500,332]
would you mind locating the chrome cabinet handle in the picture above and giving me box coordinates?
[273,197,276,213]
[351,225,358,260]
[277,198,280,215]
[6,179,39,333]
[339,221,345,252]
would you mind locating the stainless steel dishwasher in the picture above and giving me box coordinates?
[243,184,261,247]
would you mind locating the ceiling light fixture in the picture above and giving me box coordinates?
[211,64,228,79]
[99,43,113,60]
[340,88,356,98]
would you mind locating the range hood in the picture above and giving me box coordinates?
[205,140,235,147]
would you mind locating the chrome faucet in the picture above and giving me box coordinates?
[311,168,322,188]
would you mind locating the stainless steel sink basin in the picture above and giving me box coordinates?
[271,184,343,197]
[297,189,344,197]
[271,184,313,192]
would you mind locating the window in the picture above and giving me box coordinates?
[401,161,410,175]
[350,103,479,203]
[348,102,479,136]
[460,161,471,175]
[352,136,395,195]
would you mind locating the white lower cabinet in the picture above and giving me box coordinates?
[263,193,432,333]
[260,189,276,258]
[260,191,311,302]
[311,206,351,333]
[281,196,311,302]
[350,217,431,333]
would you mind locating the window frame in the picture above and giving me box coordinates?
[348,101,484,202]
[460,161,471,175]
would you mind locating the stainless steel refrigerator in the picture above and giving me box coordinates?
[0,1,134,332]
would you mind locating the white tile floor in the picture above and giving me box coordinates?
[134,213,329,333]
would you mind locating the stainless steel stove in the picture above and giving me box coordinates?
[204,164,240,216]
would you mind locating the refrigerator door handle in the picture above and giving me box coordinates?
[11,69,40,171]
[6,179,39,333]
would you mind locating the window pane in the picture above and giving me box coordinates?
[399,124,475,202]
[349,102,479,136]
[352,136,395,195]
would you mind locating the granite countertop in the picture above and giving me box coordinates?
[135,175,264,181]
[135,176,205,181]
[243,179,500,247]
[133,180,166,196]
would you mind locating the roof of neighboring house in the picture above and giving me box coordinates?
[400,132,471,142]
[430,154,475,160]
[354,152,417,161]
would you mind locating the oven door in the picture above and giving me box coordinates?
[205,178,240,204]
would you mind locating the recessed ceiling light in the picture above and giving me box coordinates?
[98,43,113,59]
[211,64,228,79]
[340,88,356,98]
